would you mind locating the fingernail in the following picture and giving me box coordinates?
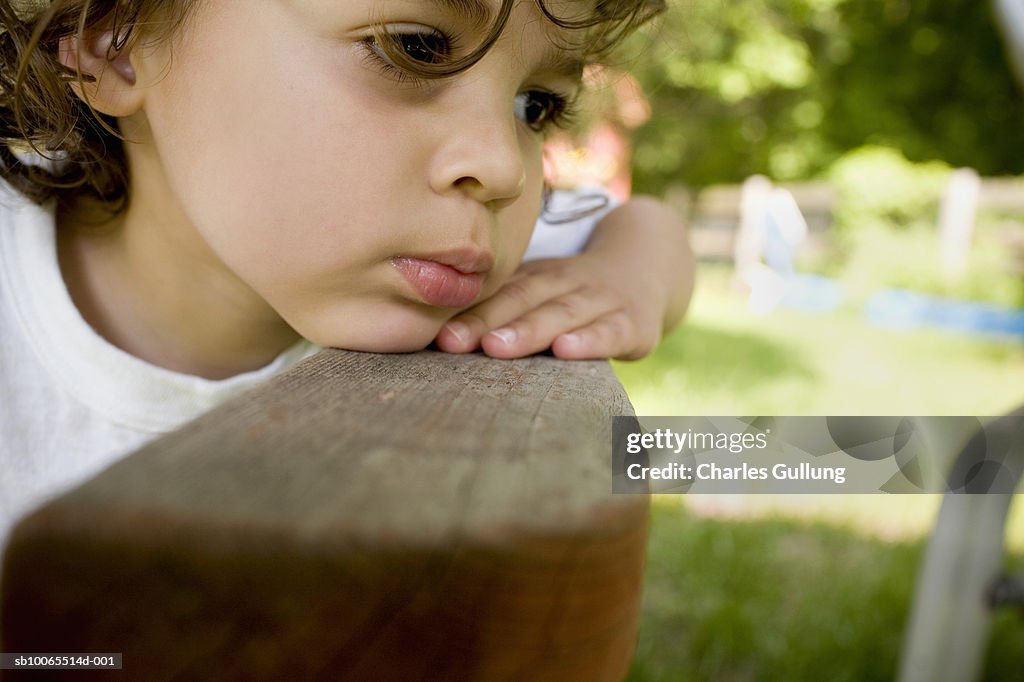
[560,332,582,347]
[444,321,470,345]
[489,327,517,345]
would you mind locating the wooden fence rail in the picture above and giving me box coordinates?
[1,350,649,681]
[670,177,1024,264]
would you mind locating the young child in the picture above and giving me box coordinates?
[0,0,693,544]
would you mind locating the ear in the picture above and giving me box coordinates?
[58,30,143,117]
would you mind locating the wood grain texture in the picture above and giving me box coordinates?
[2,350,649,681]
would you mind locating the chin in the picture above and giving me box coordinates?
[299,307,446,354]
[335,335,436,354]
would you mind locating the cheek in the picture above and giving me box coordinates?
[147,50,419,291]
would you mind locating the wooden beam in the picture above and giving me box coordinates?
[2,350,649,681]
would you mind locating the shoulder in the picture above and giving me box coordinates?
[0,176,56,279]
[0,176,59,372]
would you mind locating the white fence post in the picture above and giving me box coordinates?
[938,168,981,281]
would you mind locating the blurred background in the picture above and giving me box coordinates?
[544,0,1024,679]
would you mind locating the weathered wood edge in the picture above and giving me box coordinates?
[2,350,651,681]
[6,349,646,548]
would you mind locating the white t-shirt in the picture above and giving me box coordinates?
[0,184,615,551]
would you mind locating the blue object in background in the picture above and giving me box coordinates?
[865,289,1024,339]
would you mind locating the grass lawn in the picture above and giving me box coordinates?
[612,267,1024,417]
[612,266,1024,680]
[627,500,1024,682]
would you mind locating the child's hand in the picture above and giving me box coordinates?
[436,255,661,360]
[434,196,695,360]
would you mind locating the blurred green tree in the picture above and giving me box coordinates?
[625,0,1024,194]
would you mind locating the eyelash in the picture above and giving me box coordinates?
[515,89,578,134]
[358,30,578,135]
[358,29,459,86]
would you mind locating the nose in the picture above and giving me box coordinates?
[428,95,527,210]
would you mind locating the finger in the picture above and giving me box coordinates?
[437,261,582,353]
[550,312,660,361]
[433,316,480,353]
[479,290,618,359]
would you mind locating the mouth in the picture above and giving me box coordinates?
[392,249,494,309]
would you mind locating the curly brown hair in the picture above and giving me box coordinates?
[1,0,664,216]
[1,0,198,214]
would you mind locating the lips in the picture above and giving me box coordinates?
[392,252,492,308]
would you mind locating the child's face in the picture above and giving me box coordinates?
[123,0,584,351]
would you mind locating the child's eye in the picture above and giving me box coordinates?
[514,90,574,133]
[392,30,451,65]
[362,27,453,76]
